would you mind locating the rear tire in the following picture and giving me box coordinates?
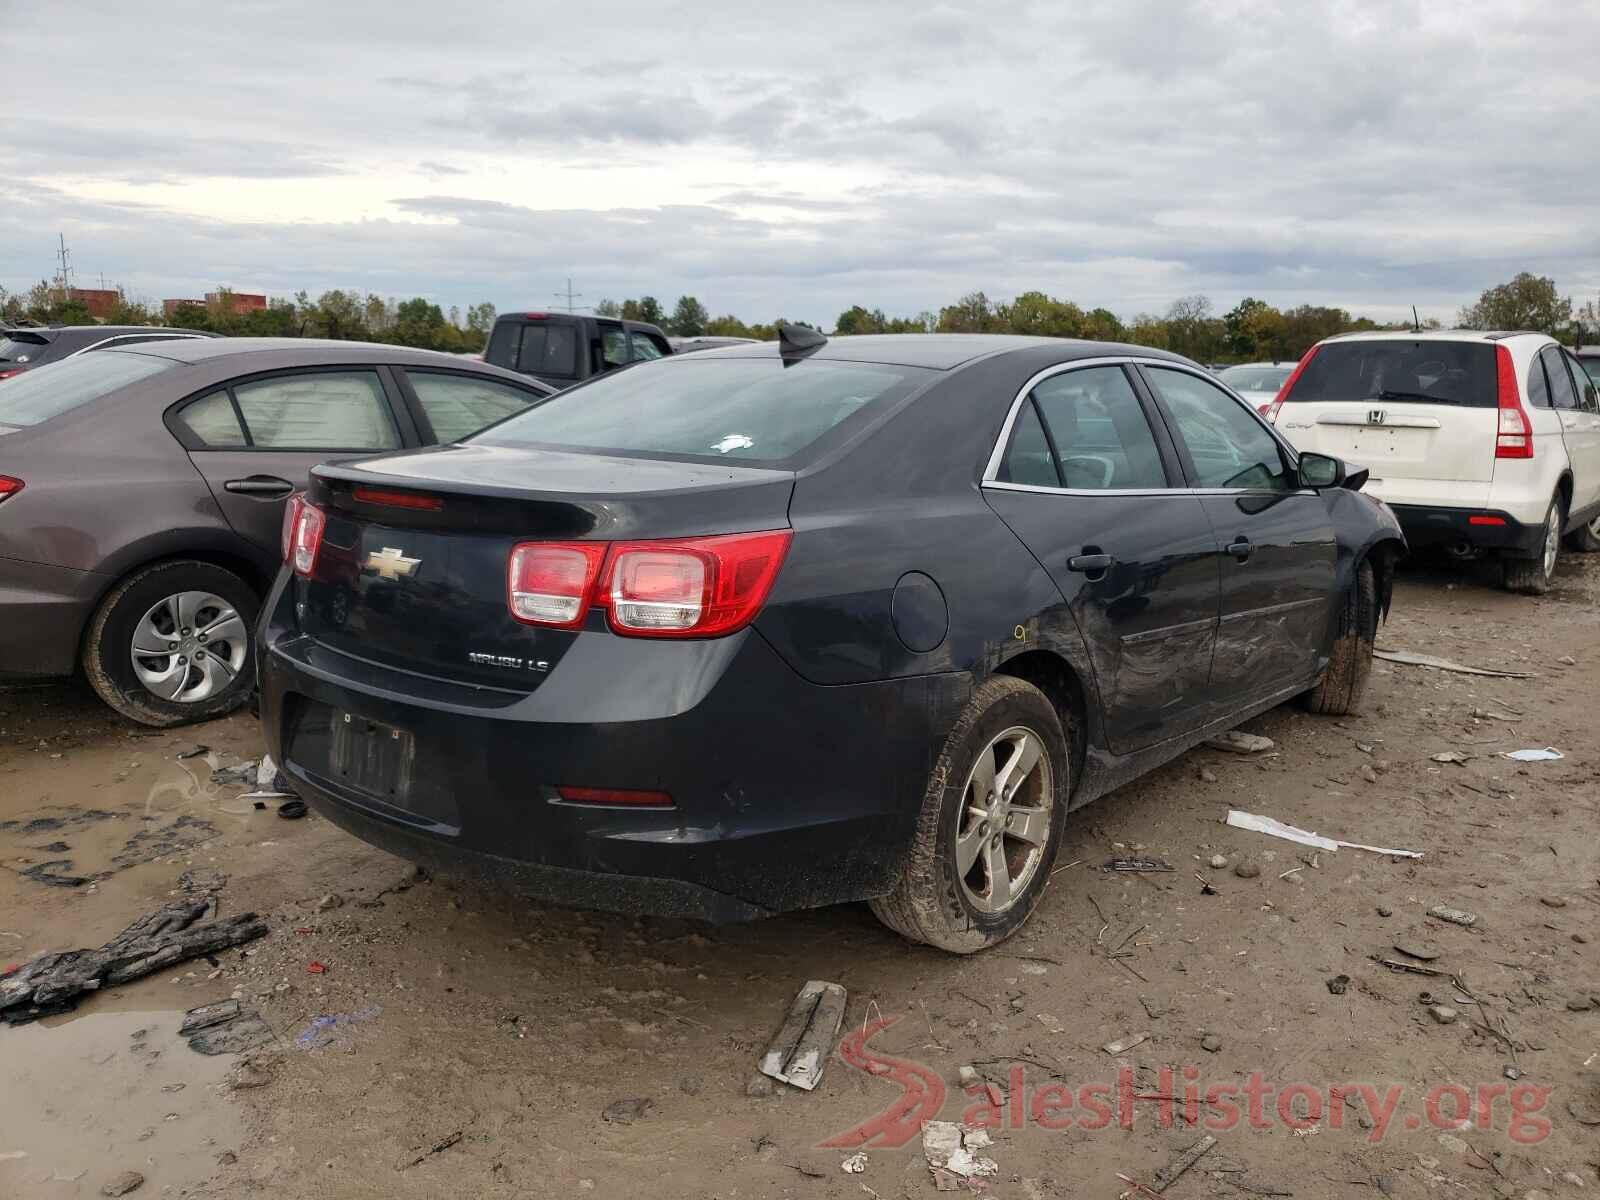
[1502,495,1563,594]
[84,560,259,727]
[1302,558,1376,716]
[1563,512,1600,553]
[869,676,1070,954]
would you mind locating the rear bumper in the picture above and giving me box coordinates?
[1388,505,1544,557]
[258,581,965,921]
[0,555,102,679]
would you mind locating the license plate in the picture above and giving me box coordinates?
[329,711,415,803]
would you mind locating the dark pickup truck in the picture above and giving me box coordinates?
[483,312,672,389]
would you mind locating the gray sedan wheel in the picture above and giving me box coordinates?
[85,560,260,727]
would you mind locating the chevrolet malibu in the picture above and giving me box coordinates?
[259,330,1404,953]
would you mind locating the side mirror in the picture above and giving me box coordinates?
[1298,452,1345,489]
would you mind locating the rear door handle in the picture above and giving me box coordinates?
[1226,538,1252,561]
[1066,553,1115,573]
[224,475,295,499]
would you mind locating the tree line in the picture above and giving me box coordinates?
[4,271,1591,364]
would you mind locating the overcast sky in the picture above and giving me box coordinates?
[3,0,1597,325]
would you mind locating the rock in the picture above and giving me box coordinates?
[316,893,342,911]
[1561,1173,1587,1188]
[841,1152,868,1174]
[1200,1034,1222,1052]
[217,1150,237,1165]
[1326,974,1350,995]
[1428,904,1477,927]
[1377,905,1394,918]
[1557,655,1577,666]
[1394,940,1441,962]
[1360,764,1379,784]
[1540,896,1568,909]
[1374,1173,1393,1193]
[958,1065,979,1087]
[677,1074,703,1096]
[1205,731,1274,754]
[745,1073,775,1098]
[1574,933,1589,944]
[1428,1005,1459,1025]
[601,1097,654,1124]
[1438,1133,1469,1155]
[101,1172,144,1197]
[1234,862,1261,879]
[1198,768,1218,784]
[1566,997,1594,1012]
[1208,854,1229,869]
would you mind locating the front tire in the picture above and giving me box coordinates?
[1302,558,1376,716]
[84,560,259,727]
[870,676,1070,954]
[1502,495,1563,594]
[1563,512,1600,553]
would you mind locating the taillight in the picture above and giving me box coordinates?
[0,368,26,381]
[286,499,326,577]
[1494,344,1534,459]
[602,530,791,637]
[507,542,606,628]
[0,476,22,503]
[1265,346,1320,424]
[503,529,792,637]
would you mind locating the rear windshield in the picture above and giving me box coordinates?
[0,333,51,364]
[1218,364,1292,393]
[474,358,931,463]
[483,321,579,379]
[1285,340,1496,407]
[0,351,174,426]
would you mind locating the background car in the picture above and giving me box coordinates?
[0,325,218,380]
[260,330,1403,953]
[1216,361,1298,412]
[0,338,554,724]
[669,335,760,354]
[483,312,671,389]
[1575,344,1599,388]
[1265,331,1600,592]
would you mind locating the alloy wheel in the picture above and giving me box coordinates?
[129,590,249,703]
[1589,515,1600,540]
[1542,505,1561,578]
[953,725,1052,914]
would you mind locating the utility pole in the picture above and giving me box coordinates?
[552,277,586,313]
[55,233,74,301]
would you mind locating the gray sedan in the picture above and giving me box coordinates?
[0,338,554,725]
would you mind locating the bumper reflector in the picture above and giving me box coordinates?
[557,786,674,808]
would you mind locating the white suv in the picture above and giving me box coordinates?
[1264,331,1600,593]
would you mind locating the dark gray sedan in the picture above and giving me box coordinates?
[0,338,554,725]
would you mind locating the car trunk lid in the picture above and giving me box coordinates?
[1273,339,1500,497]
[298,444,794,689]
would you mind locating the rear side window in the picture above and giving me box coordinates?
[1284,341,1496,408]
[178,390,247,446]
[232,371,399,450]
[407,371,541,442]
[515,324,578,378]
[0,352,173,427]
[1030,367,1167,489]
[1218,365,1292,394]
[1540,347,1578,411]
[600,327,628,369]
[475,358,931,463]
[629,332,666,362]
[1527,355,1550,408]
[999,401,1059,487]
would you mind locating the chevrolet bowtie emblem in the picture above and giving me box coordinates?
[364,546,421,581]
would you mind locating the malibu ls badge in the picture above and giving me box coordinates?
[467,651,551,673]
[364,546,421,581]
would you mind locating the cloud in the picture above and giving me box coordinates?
[1,0,1596,325]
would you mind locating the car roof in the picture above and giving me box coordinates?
[97,338,553,388]
[1322,329,1554,345]
[678,333,1190,371]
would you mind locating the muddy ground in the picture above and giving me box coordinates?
[3,556,1599,1200]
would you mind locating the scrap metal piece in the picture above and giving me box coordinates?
[759,980,847,1091]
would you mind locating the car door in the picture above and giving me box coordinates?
[981,362,1221,753]
[174,366,412,554]
[1138,364,1337,704]
[1546,348,1600,521]
[396,367,551,443]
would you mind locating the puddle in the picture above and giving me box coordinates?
[0,1007,242,1197]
